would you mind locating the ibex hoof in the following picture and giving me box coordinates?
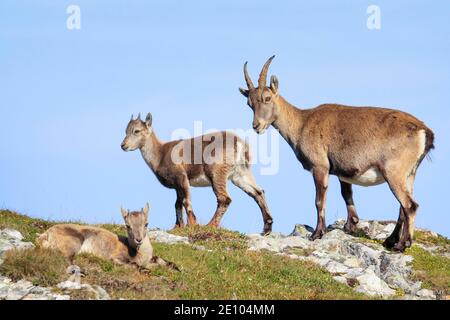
[392,239,412,253]
[261,220,273,236]
[206,222,219,228]
[309,229,325,241]
[392,243,406,253]
[343,222,358,235]
[382,236,398,249]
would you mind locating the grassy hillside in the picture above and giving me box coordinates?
[1,209,448,299]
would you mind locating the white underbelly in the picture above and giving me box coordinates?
[189,174,211,187]
[79,238,97,255]
[339,168,385,187]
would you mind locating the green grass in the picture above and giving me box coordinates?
[0,210,56,243]
[0,209,375,299]
[151,243,365,299]
[414,230,450,248]
[169,225,248,250]
[406,246,450,297]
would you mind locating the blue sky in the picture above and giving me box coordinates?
[1,1,449,236]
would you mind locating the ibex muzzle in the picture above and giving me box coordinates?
[239,55,279,135]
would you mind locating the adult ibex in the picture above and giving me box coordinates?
[37,204,178,270]
[121,113,273,234]
[239,56,434,252]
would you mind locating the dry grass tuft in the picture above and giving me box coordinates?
[170,225,247,250]
[0,247,67,286]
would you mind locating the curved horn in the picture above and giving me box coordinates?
[130,114,134,121]
[137,113,141,120]
[243,62,255,89]
[258,55,275,88]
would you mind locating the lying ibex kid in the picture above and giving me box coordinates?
[37,204,179,271]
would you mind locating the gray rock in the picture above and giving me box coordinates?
[378,252,417,293]
[373,224,396,240]
[0,285,9,299]
[148,230,189,244]
[248,234,310,252]
[325,260,349,274]
[5,279,35,300]
[341,241,381,270]
[344,267,366,279]
[290,224,314,238]
[333,275,347,284]
[245,220,440,299]
[0,239,14,255]
[343,257,361,268]
[328,219,346,230]
[26,286,70,300]
[0,229,34,266]
[0,229,24,241]
[354,269,396,296]
[329,219,397,241]
[416,289,436,300]
[56,281,110,300]
[57,281,82,290]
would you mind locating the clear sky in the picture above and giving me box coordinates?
[1,1,449,236]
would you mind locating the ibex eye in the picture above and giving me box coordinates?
[145,223,148,227]
[265,97,271,102]
[134,130,140,134]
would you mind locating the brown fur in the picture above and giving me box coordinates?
[240,56,435,251]
[121,113,273,234]
[37,205,179,270]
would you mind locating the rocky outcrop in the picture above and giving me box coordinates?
[0,276,70,300]
[0,229,34,265]
[247,219,438,299]
[148,229,189,244]
[1,221,445,300]
[56,265,110,300]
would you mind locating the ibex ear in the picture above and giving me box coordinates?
[120,206,128,219]
[270,75,279,94]
[239,87,249,97]
[145,113,152,128]
[143,203,150,220]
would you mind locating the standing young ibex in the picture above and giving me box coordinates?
[121,113,273,234]
[37,204,178,270]
[239,56,434,252]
